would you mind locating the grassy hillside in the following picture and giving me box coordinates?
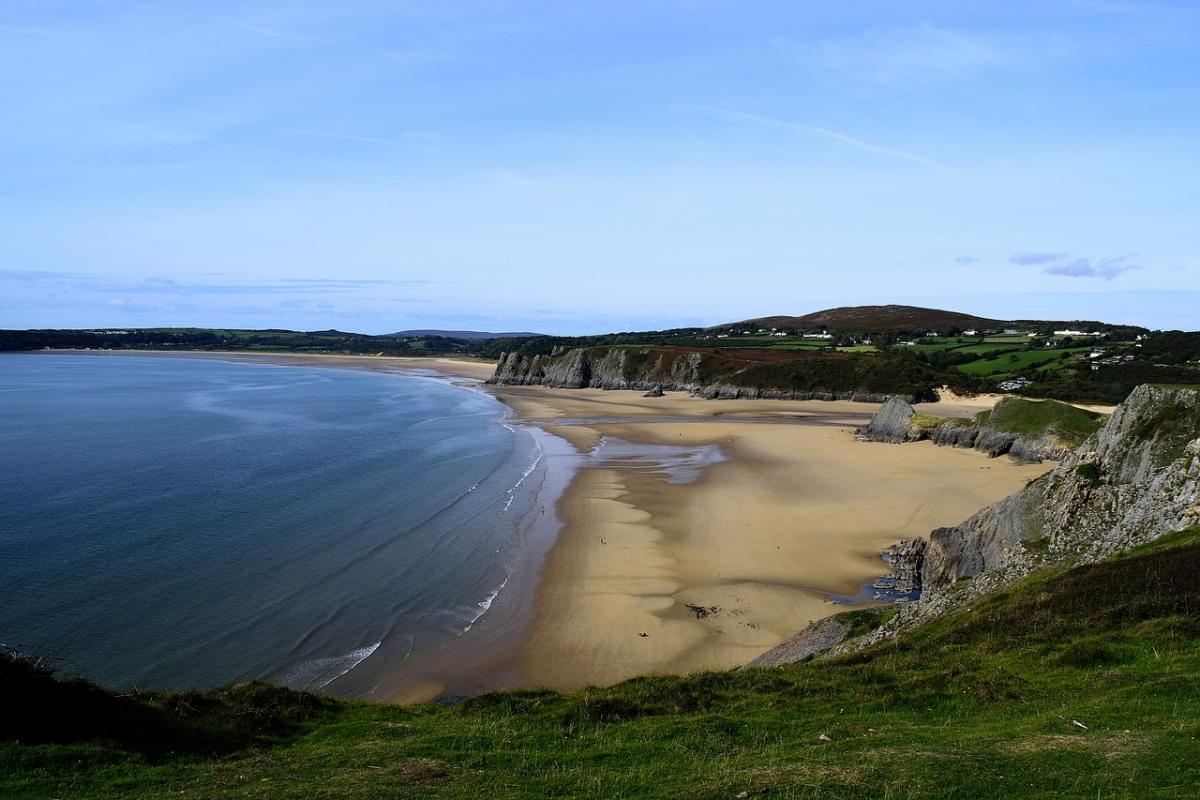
[5,530,1199,799]
[977,397,1105,447]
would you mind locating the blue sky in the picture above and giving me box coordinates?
[1,1,1197,334]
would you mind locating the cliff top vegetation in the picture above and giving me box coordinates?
[976,397,1105,448]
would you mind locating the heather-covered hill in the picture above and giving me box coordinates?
[729,304,1005,334]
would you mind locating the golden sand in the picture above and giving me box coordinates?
[496,387,1053,690]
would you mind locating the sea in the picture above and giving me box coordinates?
[0,352,547,697]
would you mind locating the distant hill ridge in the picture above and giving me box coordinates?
[721,304,1141,335]
[727,305,1003,334]
[385,329,544,340]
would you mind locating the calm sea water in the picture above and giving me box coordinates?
[0,353,543,695]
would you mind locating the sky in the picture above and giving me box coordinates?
[1,1,1198,335]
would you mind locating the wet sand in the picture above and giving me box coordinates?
[496,387,1054,690]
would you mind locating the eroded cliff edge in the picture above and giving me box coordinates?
[757,384,1200,665]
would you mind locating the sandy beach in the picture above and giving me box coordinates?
[491,386,1055,690]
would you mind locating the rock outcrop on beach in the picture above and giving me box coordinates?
[858,396,917,442]
[489,345,939,402]
[857,396,1097,463]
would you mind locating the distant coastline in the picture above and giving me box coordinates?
[24,348,499,381]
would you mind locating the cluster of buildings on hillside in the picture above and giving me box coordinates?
[715,328,836,340]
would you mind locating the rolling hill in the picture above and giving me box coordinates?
[723,305,1006,334]
[720,305,1149,339]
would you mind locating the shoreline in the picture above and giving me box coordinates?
[19,350,1060,698]
[16,348,499,381]
[15,349,546,702]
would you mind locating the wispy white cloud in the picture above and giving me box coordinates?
[0,23,70,38]
[286,128,429,147]
[236,23,313,43]
[1,270,439,295]
[1010,252,1140,280]
[954,256,980,266]
[812,24,1003,84]
[1071,0,1145,14]
[1011,252,1068,266]
[686,106,935,167]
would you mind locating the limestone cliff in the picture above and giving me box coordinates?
[848,384,1200,652]
[490,346,938,402]
[857,396,916,442]
[757,385,1200,666]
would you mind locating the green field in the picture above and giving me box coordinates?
[5,530,1199,799]
[951,342,1029,355]
[758,341,837,350]
[903,341,969,353]
[706,336,833,350]
[957,347,1092,377]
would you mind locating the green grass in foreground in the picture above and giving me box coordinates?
[3,534,1199,799]
[977,397,1104,447]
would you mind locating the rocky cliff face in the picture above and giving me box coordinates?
[491,348,698,390]
[926,385,1200,583]
[857,397,1075,463]
[490,347,916,402]
[841,384,1200,653]
[753,385,1200,668]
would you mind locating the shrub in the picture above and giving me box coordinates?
[1075,462,1102,486]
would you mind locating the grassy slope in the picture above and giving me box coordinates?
[5,532,1199,799]
[957,347,1092,377]
[977,397,1104,447]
